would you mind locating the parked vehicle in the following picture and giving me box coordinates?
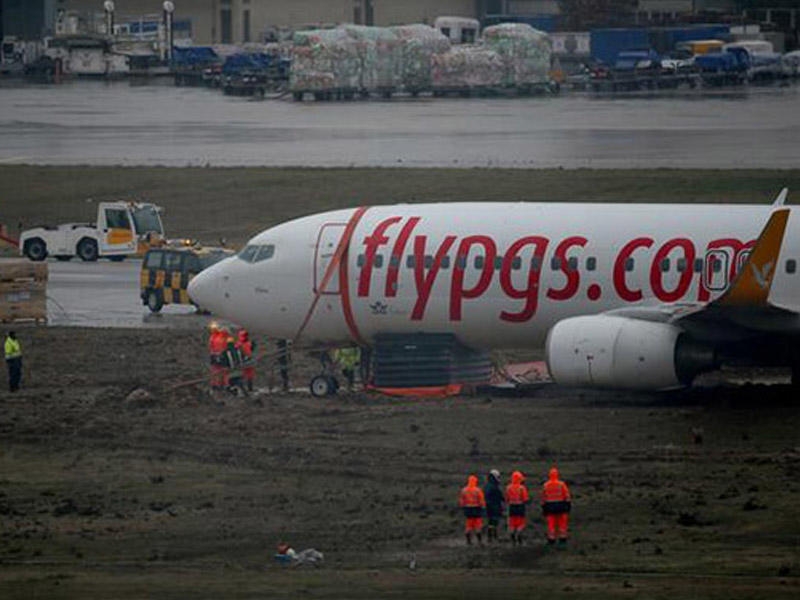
[140,245,233,312]
[20,201,164,262]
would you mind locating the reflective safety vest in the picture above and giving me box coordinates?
[541,479,571,515]
[4,337,21,359]
[334,347,360,369]
[459,486,486,518]
[505,483,529,517]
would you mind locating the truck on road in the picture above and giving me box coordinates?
[20,201,165,262]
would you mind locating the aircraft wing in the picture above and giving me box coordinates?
[606,206,800,340]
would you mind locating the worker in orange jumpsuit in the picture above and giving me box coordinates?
[236,329,256,392]
[505,470,530,546]
[208,323,227,390]
[541,466,572,546]
[458,474,486,546]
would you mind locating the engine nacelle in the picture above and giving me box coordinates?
[545,315,715,391]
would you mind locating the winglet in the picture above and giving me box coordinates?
[716,208,790,307]
[772,188,788,207]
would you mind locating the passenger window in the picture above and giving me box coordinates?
[406,255,415,268]
[475,256,485,269]
[531,256,542,271]
[586,257,596,271]
[551,257,562,271]
[456,256,467,269]
[694,258,704,273]
[512,256,522,270]
[164,252,183,272]
[660,258,670,272]
[374,255,384,268]
[567,257,578,271]
[625,258,635,272]
[677,258,686,273]
[389,255,400,268]
[424,255,433,269]
[255,245,275,262]
[441,256,451,269]
[238,245,258,262]
[357,254,365,267]
[787,259,797,274]
[712,258,722,273]
[145,251,163,269]
[494,256,503,270]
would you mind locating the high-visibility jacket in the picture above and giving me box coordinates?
[541,471,571,515]
[4,336,21,359]
[459,476,486,518]
[505,483,530,517]
[237,339,254,363]
[334,347,360,370]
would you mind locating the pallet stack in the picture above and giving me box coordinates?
[0,259,47,324]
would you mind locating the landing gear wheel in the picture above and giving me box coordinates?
[310,375,338,397]
[146,290,163,313]
[25,238,47,261]
[77,238,98,262]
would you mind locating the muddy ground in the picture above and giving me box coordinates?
[1,327,798,599]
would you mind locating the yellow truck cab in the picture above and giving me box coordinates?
[140,244,233,312]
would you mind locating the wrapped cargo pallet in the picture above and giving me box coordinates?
[431,46,504,92]
[0,259,47,324]
[390,24,451,94]
[290,28,360,97]
[482,23,552,90]
[343,25,402,95]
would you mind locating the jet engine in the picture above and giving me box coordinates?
[545,315,716,391]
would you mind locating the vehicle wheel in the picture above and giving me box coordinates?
[76,238,98,262]
[24,238,48,261]
[310,375,338,397]
[108,255,125,262]
[146,289,163,313]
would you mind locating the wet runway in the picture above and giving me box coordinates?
[46,259,203,328]
[1,80,799,168]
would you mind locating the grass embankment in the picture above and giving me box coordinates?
[2,166,798,246]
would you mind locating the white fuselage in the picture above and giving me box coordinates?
[188,203,800,348]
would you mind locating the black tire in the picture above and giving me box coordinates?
[310,375,337,397]
[24,238,48,261]
[146,289,163,313]
[108,255,125,262]
[76,238,98,262]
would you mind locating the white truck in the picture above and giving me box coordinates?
[20,201,165,262]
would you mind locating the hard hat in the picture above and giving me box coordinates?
[208,321,219,332]
[489,469,500,480]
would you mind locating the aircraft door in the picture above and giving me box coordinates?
[704,249,730,292]
[314,223,345,294]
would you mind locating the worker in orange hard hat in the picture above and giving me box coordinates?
[541,466,572,547]
[505,470,530,546]
[458,474,486,546]
[236,329,256,392]
[208,322,227,391]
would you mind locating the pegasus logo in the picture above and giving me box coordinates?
[751,261,774,290]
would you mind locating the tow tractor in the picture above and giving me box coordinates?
[19,201,165,262]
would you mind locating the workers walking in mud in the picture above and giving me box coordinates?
[483,469,504,543]
[208,323,227,391]
[333,346,360,391]
[4,330,22,392]
[458,474,486,546]
[541,466,571,547]
[236,329,256,392]
[505,470,530,546]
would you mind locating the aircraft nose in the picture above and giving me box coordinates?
[188,263,225,314]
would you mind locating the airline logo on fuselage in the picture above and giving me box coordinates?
[355,216,756,322]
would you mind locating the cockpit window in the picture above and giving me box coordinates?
[237,244,275,263]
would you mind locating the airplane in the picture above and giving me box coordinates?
[187,190,799,393]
